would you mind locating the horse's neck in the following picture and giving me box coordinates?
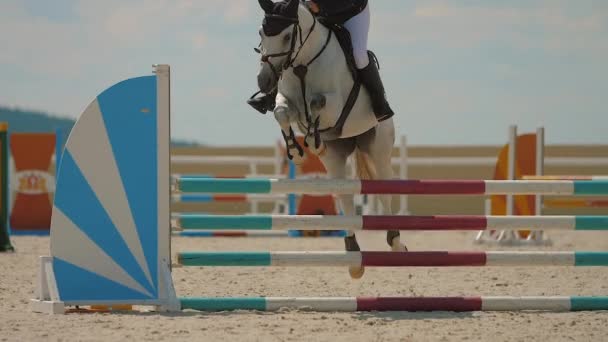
[292,7,330,66]
[281,7,353,128]
[302,32,349,96]
[294,22,346,82]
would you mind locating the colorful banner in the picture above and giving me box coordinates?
[10,133,56,234]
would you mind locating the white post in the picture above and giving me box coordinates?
[36,256,52,300]
[350,155,365,213]
[251,199,259,213]
[350,155,357,178]
[250,162,258,177]
[485,197,492,215]
[507,125,517,216]
[475,198,494,242]
[271,141,282,214]
[273,141,282,178]
[399,135,409,214]
[535,127,545,216]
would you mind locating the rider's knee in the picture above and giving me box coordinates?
[353,50,370,69]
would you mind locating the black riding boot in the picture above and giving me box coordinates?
[358,59,394,121]
[247,91,277,114]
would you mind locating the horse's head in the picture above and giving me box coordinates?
[255,0,315,93]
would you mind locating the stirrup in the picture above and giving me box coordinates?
[376,112,393,122]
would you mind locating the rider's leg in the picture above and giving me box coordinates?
[247,90,277,114]
[344,4,394,121]
[343,3,370,70]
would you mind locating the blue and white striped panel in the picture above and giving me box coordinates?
[50,73,166,304]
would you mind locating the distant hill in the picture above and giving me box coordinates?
[0,106,202,147]
[0,106,74,133]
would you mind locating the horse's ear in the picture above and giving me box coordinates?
[258,0,274,13]
[286,0,299,16]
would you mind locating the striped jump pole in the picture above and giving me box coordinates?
[171,193,286,203]
[180,296,608,312]
[544,199,608,209]
[523,175,608,181]
[173,214,608,231]
[173,231,291,238]
[177,251,608,267]
[173,178,608,196]
[173,231,347,238]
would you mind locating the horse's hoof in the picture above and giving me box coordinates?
[349,266,365,279]
[390,235,407,252]
[304,134,314,149]
[344,235,360,251]
[290,149,305,165]
[304,135,325,156]
[391,242,407,252]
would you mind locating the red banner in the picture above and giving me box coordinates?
[10,133,55,233]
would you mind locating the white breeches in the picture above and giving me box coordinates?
[343,4,370,69]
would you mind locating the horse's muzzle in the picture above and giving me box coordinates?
[257,72,275,94]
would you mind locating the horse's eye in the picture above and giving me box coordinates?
[284,33,291,42]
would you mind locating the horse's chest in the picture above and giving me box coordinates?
[280,70,332,107]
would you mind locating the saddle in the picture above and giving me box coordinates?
[316,19,379,140]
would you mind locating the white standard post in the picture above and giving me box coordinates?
[399,135,409,214]
[249,162,258,213]
[507,125,517,216]
[250,162,258,177]
[350,155,367,213]
[485,198,492,215]
[535,127,545,216]
[272,141,282,214]
[273,141,282,177]
[253,160,262,213]
[250,198,259,214]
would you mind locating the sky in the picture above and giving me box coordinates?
[1,0,607,146]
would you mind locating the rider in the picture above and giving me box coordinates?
[248,0,394,122]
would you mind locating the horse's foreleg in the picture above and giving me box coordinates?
[304,94,326,155]
[306,92,340,155]
[274,98,305,164]
[320,140,364,279]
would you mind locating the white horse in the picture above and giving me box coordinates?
[254,0,406,278]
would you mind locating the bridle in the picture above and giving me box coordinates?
[255,8,333,146]
[255,10,318,85]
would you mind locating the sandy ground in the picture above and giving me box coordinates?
[2,232,608,342]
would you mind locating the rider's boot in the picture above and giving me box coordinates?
[358,55,394,122]
[247,90,277,114]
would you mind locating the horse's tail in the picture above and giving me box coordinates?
[354,149,376,180]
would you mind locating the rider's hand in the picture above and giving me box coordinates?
[306,1,320,14]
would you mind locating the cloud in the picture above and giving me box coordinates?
[0,0,259,78]
[371,1,608,52]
